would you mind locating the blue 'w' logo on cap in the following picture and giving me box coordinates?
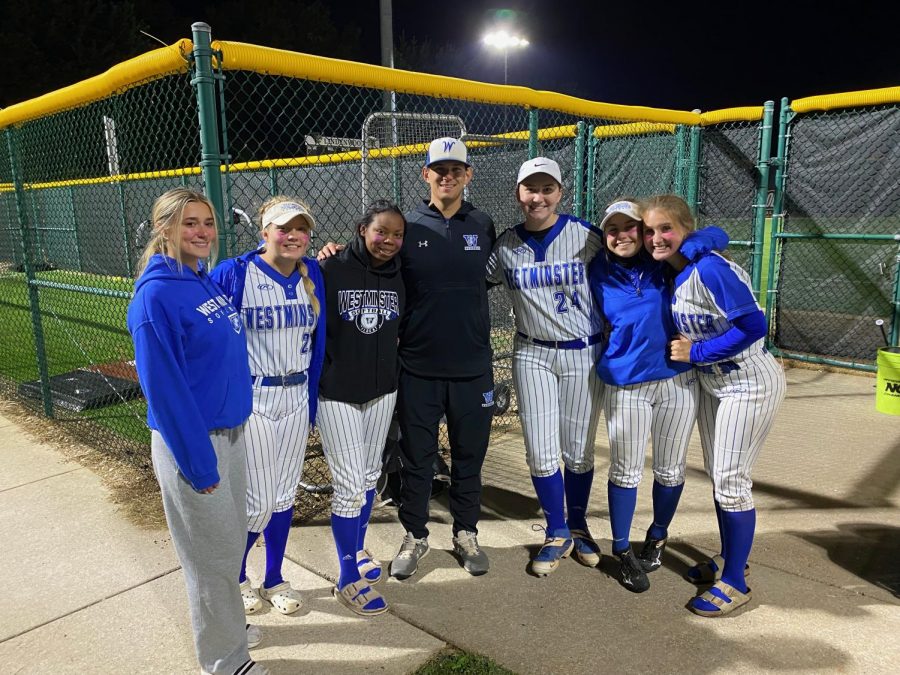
[443,140,455,151]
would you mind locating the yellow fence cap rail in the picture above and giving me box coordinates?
[213,40,701,126]
[791,86,900,114]
[593,122,676,139]
[699,106,765,125]
[0,40,193,130]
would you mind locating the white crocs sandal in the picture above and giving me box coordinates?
[259,581,303,615]
[240,579,263,615]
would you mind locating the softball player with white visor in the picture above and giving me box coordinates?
[211,197,326,616]
[486,157,605,576]
[590,199,727,593]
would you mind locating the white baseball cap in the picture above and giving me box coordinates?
[517,157,562,185]
[261,201,316,229]
[425,137,470,167]
[600,200,641,229]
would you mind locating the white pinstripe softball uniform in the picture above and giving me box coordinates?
[671,253,786,511]
[605,371,698,488]
[486,215,605,476]
[589,254,700,490]
[317,393,397,516]
[241,259,317,532]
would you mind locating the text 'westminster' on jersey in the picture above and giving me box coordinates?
[502,261,586,291]
[242,303,315,330]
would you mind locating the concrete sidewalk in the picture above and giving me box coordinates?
[1,366,899,674]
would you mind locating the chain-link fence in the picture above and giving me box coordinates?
[767,94,900,369]
[1,24,895,520]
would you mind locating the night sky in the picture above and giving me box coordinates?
[349,0,898,111]
[7,1,898,113]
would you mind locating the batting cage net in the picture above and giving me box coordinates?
[0,26,896,521]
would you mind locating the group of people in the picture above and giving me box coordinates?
[127,137,785,674]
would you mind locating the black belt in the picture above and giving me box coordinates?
[695,361,740,376]
[253,372,307,387]
[517,331,603,350]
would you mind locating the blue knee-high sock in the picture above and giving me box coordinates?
[531,469,569,536]
[648,481,685,540]
[564,467,594,531]
[358,488,376,552]
[720,508,755,593]
[608,481,637,554]
[262,508,293,589]
[332,512,362,589]
[714,499,725,556]
[240,531,261,583]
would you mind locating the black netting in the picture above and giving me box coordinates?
[773,105,900,364]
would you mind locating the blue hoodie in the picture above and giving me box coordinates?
[127,255,252,490]
[588,227,729,386]
[210,249,326,425]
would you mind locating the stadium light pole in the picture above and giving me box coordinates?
[483,30,529,84]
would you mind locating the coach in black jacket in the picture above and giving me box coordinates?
[389,137,497,580]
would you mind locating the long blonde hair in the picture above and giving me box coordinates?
[639,194,696,232]
[135,188,218,278]
[258,195,320,317]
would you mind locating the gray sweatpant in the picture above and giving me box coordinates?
[151,426,250,675]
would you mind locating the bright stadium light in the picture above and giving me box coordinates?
[482,30,529,84]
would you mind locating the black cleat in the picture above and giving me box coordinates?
[637,529,668,573]
[615,547,650,593]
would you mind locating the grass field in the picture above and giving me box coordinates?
[0,269,148,443]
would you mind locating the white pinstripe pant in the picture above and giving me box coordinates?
[244,381,310,533]
[513,336,604,477]
[318,391,397,517]
[696,350,786,511]
[605,370,699,488]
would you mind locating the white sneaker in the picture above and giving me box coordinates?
[240,580,263,615]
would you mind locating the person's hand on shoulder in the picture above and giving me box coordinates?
[668,334,693,363]
[317,242,345,261]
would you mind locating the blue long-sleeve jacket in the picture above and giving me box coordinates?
[588,227,729,386]
[127,255,252,490]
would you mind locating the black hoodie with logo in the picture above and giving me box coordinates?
[319,235,405,403]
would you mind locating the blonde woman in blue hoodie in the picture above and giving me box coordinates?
[127,189,267,675]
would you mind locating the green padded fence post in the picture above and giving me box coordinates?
[573,121,585,219]
[765,98,793,346]
[268,168,279,197]
[213,41,236,257]
[750,101,775,302]
[687,124,701,214]
[674,125,687,197]
[528,109,539,159]
[6,129,53,417]
[191,22,227,262]
[585,127,596,222]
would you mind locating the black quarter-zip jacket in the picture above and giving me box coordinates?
[319,236,405,403]
[400,200,497,378]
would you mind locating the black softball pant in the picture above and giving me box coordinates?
[397,368,494,539]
